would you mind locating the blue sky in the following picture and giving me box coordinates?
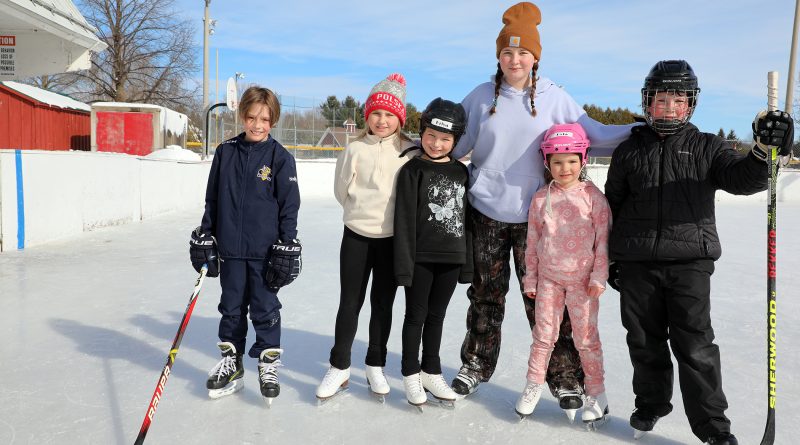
[179,0,798,140]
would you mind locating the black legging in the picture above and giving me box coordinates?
[329,227,398,369]
[401,263,460,376]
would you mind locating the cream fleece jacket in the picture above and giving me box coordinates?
[334,132,417,237]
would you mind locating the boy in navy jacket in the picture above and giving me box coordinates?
[190,86,300,403]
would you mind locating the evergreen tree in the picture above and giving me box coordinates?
[583,104,638,125]
[320,96,341,128]
[404,103,421,134]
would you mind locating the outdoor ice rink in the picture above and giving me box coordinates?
[1,162,799,445]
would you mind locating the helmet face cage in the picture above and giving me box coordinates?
[641,60,700,136]
[642,88,699,136]
[539,123,591,169]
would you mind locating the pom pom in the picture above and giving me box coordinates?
[387,73,406,86]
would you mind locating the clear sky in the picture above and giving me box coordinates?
[180,0,799,140]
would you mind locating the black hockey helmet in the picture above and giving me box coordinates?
[641,60,700,136]
[419,98,467,145]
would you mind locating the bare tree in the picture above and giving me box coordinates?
[66,0,199,107]
[25,74,82,92]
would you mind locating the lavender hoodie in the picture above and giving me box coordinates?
[452,76,635,224]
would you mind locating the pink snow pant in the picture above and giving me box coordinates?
[527,276,605,396]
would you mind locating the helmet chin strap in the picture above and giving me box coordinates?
[426,153,451,160]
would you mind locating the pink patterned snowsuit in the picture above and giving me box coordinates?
[522,180,611,396]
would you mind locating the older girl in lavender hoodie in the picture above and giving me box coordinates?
[450,2,633,420]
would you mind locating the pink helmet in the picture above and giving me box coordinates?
[540,123,591,168]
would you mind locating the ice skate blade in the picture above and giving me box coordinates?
[208,380,243,399]
[370,391,387,404]
[584,415,609,431]
[407,400,425,413]
[263,396,275,408]
[316,386,349,405]
[428,397,455,409]
[633,429,649,440]
[515,409,532,421]
[564,408,578,423]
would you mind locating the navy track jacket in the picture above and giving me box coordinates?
[201,134,300,260]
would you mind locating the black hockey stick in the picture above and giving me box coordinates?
[759,72,779,445]
[134,265,208,445]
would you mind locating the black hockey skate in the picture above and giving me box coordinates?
[258,348,283,407]
[207,342,244,399]
[705,432,738,445]
[451,368,481,397]
[630,408,662,439]
[556,387,584,423]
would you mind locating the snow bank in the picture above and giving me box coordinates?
[144,146,201,162]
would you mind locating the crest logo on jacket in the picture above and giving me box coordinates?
[257,165,272,181]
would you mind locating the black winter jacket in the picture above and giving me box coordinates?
[201,133,300,260]
[605,123,767,262]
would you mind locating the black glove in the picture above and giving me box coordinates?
[752,110,795,161]
[189,227,220,277]
[265,239,302,290]
[607,261,620,292]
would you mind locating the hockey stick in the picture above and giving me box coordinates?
[134,265,208,445]
[759,72,779,445]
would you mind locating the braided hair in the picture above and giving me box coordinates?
[489,61,539,117]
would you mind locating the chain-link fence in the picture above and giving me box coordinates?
[201,94,416,159]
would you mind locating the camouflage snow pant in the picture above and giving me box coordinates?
[458,210,585,396]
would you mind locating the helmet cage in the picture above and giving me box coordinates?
[642,88,699,136]
[641,60,700,136]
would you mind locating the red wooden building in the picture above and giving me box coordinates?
[0,81,90,151]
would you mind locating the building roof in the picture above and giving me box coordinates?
[1,80,89,111]
[316,127,359,147]
[0,0,107,79]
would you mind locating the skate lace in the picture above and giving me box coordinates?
[455,371,480,388]
[556,387,582,399]
[427,374,451,392]
[406,375,423,393]
[259,359,282,385]
[321,367,344,387]
[208,355,237,381]
[521,383,543,404]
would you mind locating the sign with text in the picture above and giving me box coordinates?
[0,35,16,77]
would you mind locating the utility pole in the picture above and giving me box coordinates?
[785,0,800,113]
[215,48,219,145]
[234,72,245,133]
[202,0,210,110]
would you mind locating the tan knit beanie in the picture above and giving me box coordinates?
[495,2,542,60]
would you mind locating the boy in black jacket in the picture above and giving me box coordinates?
[605,60,793,444]
[189,86,301,404]
[393,98,473,408]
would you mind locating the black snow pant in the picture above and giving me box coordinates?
[329,227,398,370]
[618,259,731,442]
[458,210,584,396]
[401,262,460,376]
[218,258,282,359]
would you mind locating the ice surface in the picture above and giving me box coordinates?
[0,161,798,444]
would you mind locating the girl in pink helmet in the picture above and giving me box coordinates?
[514,123,611,429]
